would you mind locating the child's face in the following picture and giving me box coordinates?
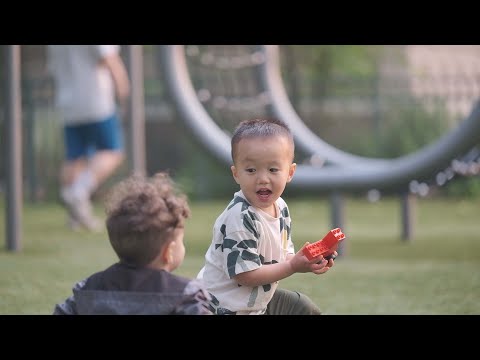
[231,135,296,216]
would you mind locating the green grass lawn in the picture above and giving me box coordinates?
[1,195,479,315]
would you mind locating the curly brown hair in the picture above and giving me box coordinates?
[104,172,191,267]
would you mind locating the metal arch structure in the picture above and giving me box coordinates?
[158,46,233,166]
[158,45,480,192]
[257,45,390,168]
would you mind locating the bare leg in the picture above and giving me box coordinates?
[62,149,124,231]
[60,152,121,232]
[60,157,88,188]
[87,150,125,189]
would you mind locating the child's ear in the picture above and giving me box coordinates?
[287,162,297,183]
[161,241,174,265]
[231,165,240,185]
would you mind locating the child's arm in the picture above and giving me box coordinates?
[234,244,331,287]
[234,229,345,287]
[100,51,130,107]
[53,296,77,315]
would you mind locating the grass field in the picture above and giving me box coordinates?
[1,195,479,315]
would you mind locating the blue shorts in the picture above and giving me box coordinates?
[64,113,124,160]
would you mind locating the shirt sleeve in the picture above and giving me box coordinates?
[52,279,86,315]
[222,209,263,279]
[280,199,295,255]
[173,279,213,315]
[93,45,120,60]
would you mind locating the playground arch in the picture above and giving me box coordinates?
[158,45,480,192]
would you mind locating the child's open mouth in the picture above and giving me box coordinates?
[257,189,271,200]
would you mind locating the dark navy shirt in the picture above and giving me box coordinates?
[53,262,213,315]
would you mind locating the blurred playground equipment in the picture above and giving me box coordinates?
[3,45,480,252]
[158,45,480,250]
[159,45,480,191]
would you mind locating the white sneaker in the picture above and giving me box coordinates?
[82,215,103,233]
[61,187,103,233]
[67,216,82,232]
[67,215,103,232]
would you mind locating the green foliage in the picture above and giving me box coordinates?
[377,98,450,157]
[290,45,381,79]
[173,135,237,201]
[443,176,480,198]
[282,45,383,100]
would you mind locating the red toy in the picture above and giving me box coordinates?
[303,228,346,261]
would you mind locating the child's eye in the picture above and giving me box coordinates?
[246,168,256,173]
[270,168,279,173]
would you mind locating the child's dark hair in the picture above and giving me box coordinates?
[231,118,294,163]
[104,172,191,267]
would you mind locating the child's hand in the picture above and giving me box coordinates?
[324,251,337,268]
[289,243,335,274]
[310,253,335,274]
[311,250,337,273]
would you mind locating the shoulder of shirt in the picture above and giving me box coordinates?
[276,196,288,207]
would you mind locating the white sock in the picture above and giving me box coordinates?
[71,169,97,199]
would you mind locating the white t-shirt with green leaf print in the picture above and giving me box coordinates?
[197,190,295,315]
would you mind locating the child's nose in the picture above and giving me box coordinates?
[257,170,270,183]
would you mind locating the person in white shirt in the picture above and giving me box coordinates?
[197,118,336,315]
[48,45,130,231]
